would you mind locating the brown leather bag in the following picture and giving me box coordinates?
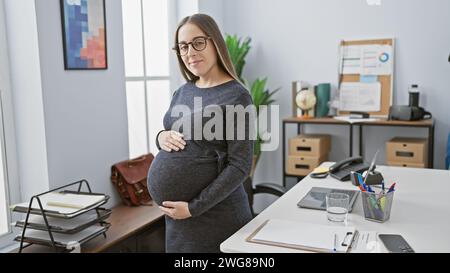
[111,153,154,206]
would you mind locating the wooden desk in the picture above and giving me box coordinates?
[82,204,164,253]
[221,162,450,253]
[16,204,164,253]
[282,117,435,187]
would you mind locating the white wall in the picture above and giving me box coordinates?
[33,0,128,206]
[177,0,198,20]
[218,0,450,190]
[198,0,224,33]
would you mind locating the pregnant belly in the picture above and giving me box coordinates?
[147,151,219,205]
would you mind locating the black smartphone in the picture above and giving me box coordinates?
[378,234,415,253]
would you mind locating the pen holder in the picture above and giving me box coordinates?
[361,191,394,223]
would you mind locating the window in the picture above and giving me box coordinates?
[0,0,8,239]
[122,0,173,158]
[0,0,21,249]
[0,97,8,237]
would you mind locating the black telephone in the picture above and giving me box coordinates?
[329,156,370,181]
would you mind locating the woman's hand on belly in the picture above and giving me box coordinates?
[158,130,186,152]
[159,201,192,220]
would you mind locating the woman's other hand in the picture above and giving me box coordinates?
[158,130,186,152]
[159,201,192,220]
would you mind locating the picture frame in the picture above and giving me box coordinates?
[60,0,108,70]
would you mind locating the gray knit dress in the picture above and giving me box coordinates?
[147,80,254,253]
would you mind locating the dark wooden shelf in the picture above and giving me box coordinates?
[15,204,164,253]
[283,117,349,124]
[82,204,163,253]
[283,116,434,127]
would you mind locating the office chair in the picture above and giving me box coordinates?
[243,176,287,217]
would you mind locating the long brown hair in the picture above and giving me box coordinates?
[173,13,240,84]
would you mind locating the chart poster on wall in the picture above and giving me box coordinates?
[60,0,108,70]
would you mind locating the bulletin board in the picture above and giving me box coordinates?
[338,38,395,117]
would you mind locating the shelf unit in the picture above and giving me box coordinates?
[282,117,435,187]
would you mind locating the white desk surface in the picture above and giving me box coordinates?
[221,162,450,253]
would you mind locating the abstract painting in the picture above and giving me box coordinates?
[60,0,108,70]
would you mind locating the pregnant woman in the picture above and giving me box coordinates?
[147,13,254,253]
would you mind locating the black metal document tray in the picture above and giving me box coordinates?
[15,207,112,234]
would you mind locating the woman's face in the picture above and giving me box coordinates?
[177,23,218,78]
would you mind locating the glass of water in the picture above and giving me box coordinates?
[326,193,349,223]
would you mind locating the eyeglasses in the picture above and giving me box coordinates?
[173,36,212,56]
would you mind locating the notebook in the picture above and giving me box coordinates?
[247,219,356,253]
[15,225,108,247]
[15,208,111,233]
[297,187,359,212]
[12,192,107,216]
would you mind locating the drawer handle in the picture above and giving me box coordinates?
[396,151,414,158]
[295,164,309,169]
[296,147,311,152]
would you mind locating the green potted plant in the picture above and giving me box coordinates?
[225,34,280,178]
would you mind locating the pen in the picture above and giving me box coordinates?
[381,180,385,194]
[368,193,379,209]
[387,182,396,193]
[357,173,367,191]
[334,233,338,252]
[379,196,386,211]
[368,195,383,219]
[364,149,379,184]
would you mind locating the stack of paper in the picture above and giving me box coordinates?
[16,225,108,247]
[333,116,380,124]
[15,209,111,233]
[12,192,107,217]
